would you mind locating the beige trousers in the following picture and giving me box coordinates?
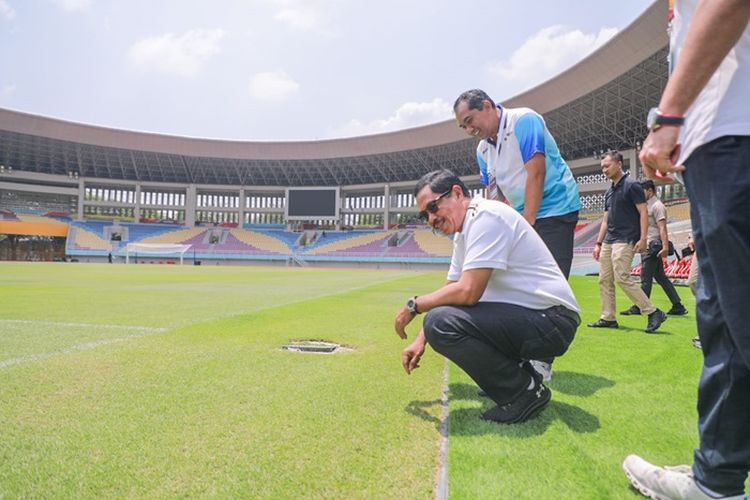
[598,242,656,320]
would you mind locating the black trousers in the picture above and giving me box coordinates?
[639,247,682,307]
[422,302,579,406]
[534,211,579,279]
[684,136,750,496]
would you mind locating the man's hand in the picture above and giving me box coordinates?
[639,128,686,181]
[634,238,647,254]
[658,246,669,259]
[394,306,415,339]
[593,245,601,261]
[402,335,426,374]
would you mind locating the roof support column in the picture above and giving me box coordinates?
[239,188,245,226]
[336,190,344,230]
[134,183,141,222]
[383,184,390,230]
[625,148,639,178]
[76,179,84,220]
[185,184,196,227]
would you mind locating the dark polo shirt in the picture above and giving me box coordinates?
[603,172,646,244]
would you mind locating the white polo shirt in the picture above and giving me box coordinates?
[447,196,580,312]
[673,0,750,165]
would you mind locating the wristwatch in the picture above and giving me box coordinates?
[406,296,420,315]
[647,107,685,131]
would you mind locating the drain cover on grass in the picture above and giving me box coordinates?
[282,340,343,354]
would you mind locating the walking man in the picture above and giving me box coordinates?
[588,151,667,333]
[620,180,688,317]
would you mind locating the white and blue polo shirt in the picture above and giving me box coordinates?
[476,106,581,218]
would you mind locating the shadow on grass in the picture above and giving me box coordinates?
[547,370,615,396]
[405,398,442,427]
[406,379,603,436]
[447,398,600,437]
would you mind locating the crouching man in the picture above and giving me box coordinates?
[394,169,580,424]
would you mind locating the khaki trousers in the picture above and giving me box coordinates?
[598,242,656,320]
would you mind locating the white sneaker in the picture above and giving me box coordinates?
[529,360,552,382]
[622,455,746,499]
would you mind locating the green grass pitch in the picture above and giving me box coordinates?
[1,261,739,498]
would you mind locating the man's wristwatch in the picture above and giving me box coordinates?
[406,296,420,315]
[647,107,685,131]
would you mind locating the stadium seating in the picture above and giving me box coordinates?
[16,214,69,226]
[229,229,291,255]
[304,231,394,256]
[69,227,113,251]
[0,209,20,221]
[412,229,453,257]
[122,223,184,242]
[139,227,206,244]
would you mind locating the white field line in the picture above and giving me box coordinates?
[0,319,166,332]
[435,359,450,500]
[0,320,168,369]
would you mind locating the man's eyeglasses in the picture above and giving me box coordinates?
[418,189,452,222]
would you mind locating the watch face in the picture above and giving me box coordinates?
[647,107,657,129]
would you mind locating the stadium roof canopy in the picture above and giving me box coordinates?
[0,1,668,187]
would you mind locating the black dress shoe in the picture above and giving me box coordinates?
[587,319,619,328]
[667,304,688,316]
[620,305,641,316]
[645,309,667,333]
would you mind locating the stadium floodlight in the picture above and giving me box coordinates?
[124,243,191,265]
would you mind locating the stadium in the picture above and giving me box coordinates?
[0,1,693,269]
[0,1,721,498]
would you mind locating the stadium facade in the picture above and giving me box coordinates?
[0,1,683,260]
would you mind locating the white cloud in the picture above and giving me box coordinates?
[127,29,225,78]
[249,71,300,101]
[52,0,94,12]
[0,0,16,20]
[329,98,453,138]
[0,83,16,101]
[275,7,319,31]
[265,0,336,35]
[488,25,618,89]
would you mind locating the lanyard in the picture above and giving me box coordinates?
[486,106,508,201]
[490,105,508,154]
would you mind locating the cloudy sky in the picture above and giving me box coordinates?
[0,0,655,141]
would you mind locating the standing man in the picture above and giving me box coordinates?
[621,180,688,317]
[623,1,750,498]
[394,170,580,424]
[588,151,667,333]
[453,89,581,279]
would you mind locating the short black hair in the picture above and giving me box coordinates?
[603,149,623,163]
[414,169,470,198]
[453,89,495,113]
[640,179,656,192]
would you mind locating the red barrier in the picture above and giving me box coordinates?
[631,255,692,279]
